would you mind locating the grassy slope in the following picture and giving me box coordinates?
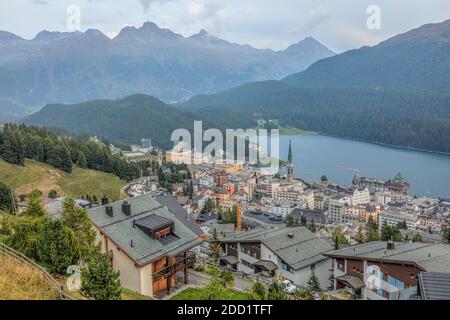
[0,159,126,199]
[0,253,58,300]
[170,288,249,300]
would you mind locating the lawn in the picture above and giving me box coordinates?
[279,126,316,136]
[0,159,127,199]
[170,288,249,300]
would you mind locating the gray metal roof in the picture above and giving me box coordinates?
[325,242,450,272]
[254,260,278,272]
[153,193,203,236]
[335,275,365,290]
[135,214,173,231]
[88,194,202,267]
[419,272,450,300]
[220,255,239,265]
[222,227,332,270]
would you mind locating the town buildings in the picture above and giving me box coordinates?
[219,227,333,290]
[325,241,450,300]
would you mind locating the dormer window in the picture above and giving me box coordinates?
[135,214,180,244]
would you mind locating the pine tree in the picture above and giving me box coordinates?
[36,219,80,275]
[81,252,122,300]
[24,189,46,217]
[284,213,299,227]
[209,228,222,264]
[61,197,98,262]
[5,215,45,260]
[307,271,321,292]
[77,150,88,168]
[0,182,15,213]
[267,281,288,300]
[48,144,73,173]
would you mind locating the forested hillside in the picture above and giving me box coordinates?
[0,124,141,182]
[182,81,450,153]
[23,94,255,148]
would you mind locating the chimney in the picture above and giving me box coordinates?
[101,195,109,206]
[105,205,113,217]
[236,204,242,232]
[287,233,294,239]
[387,241,395,250]
[122,201,131,216]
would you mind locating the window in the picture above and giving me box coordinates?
[282,262,294,274]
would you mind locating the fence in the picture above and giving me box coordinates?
[0,241,75,300]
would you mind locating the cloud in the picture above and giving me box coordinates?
[138,0,175,11]
[32,0,49,5]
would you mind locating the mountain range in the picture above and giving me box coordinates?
[0,21,334,120]
[20,19,450,153]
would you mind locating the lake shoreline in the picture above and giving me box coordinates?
[285,129,450,157]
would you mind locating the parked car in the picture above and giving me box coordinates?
[282,280,297,295]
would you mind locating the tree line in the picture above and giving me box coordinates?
[0,123,141,181]
[0,190,122,300]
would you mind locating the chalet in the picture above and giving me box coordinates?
[325,241,450,300]
[220,227,332,290]
[87,194,204,297]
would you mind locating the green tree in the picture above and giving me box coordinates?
[284,213,299,227]
[248,281,268,300]
[48,144,73,173]
[381,223,402,241]
[200,265,232,300]
[397,220,408,230]
[295,289,314,300]
[0,182,15,213]
[80,252,122,300]
[320,175,328,182]
[23,189,46,217]
[267,281,288,300]
[61,197,98,261]
[209,228,222,264]
[36,219,80,275]
[48,189,58,199]
[307,271,321,292]
[331,227,349,248]
[443,227,450,244]
[4,215,46,260]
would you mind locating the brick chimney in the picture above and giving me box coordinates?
[236,204,242,232]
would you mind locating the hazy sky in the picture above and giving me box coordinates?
[1,0,449,52]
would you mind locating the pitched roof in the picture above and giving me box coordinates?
[222,227,332,270]
[88,194,202,267]
[418,272,450,300]
[325,242,450,272]
[153,193,203,236]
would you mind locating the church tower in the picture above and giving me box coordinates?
[287,140,294,181]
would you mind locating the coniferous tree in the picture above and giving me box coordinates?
[0,182,15,213]
[209,228,222,264]
[23,189,46,217]
[81,252,122,300]
[36,219,80,275]
[307,271,321,292]
[61,197,98,262]
[284,213,299,227]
